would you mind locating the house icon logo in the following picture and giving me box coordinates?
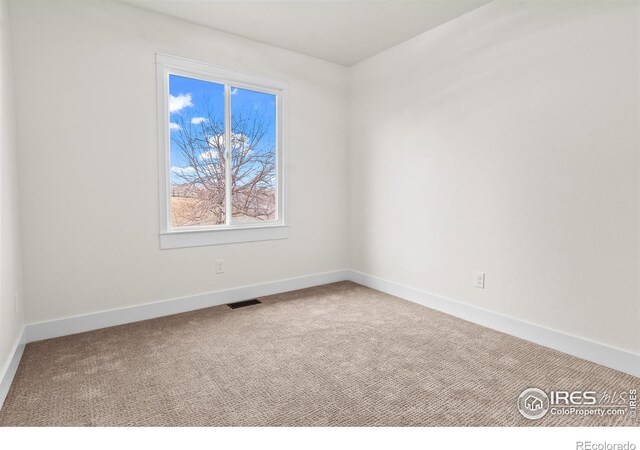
[518,388,549,420]
[525,395,543,411]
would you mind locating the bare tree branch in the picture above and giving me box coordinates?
[170,100,276,227]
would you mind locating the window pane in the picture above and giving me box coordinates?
[169,74,226,227]
[230,87,277,224]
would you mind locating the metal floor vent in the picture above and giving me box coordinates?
[227,299,262,309]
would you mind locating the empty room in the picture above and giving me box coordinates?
[0,0,638,444]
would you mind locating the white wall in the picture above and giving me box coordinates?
[6,0,640,360]
[9,1,349,323]
[348,1,640,353]
[0,0,24,369]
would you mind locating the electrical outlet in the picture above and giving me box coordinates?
[474,272,485,289]
[215,259,224,274]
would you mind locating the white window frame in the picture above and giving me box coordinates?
[156,53,288,249]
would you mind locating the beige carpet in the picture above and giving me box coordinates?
[0,281,637,426]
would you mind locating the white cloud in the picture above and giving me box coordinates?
[199,150,220,161]
[191,117,208,125]
[206,133,251,150]
[169,122,181,131]
[171,166,196,175]
[207,134,225,149]
[169,94,193,113]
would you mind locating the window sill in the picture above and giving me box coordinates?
[160,225,289,249]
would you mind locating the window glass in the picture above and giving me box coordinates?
[230,87,277,223]
[169,74,226,227]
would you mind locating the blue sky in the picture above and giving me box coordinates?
[169,74,276,184]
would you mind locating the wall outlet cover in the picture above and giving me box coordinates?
[474,272,485,289]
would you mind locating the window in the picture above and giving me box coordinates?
[156,54,288,248]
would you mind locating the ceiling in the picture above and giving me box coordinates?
[121,0,492,66]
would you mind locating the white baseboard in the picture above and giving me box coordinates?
[0,326,25,411]
[24,269,351,343]
[348,269,640,378]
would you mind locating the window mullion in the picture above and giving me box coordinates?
[224,84,232,225]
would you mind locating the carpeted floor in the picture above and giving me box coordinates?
[0,281,637,426]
